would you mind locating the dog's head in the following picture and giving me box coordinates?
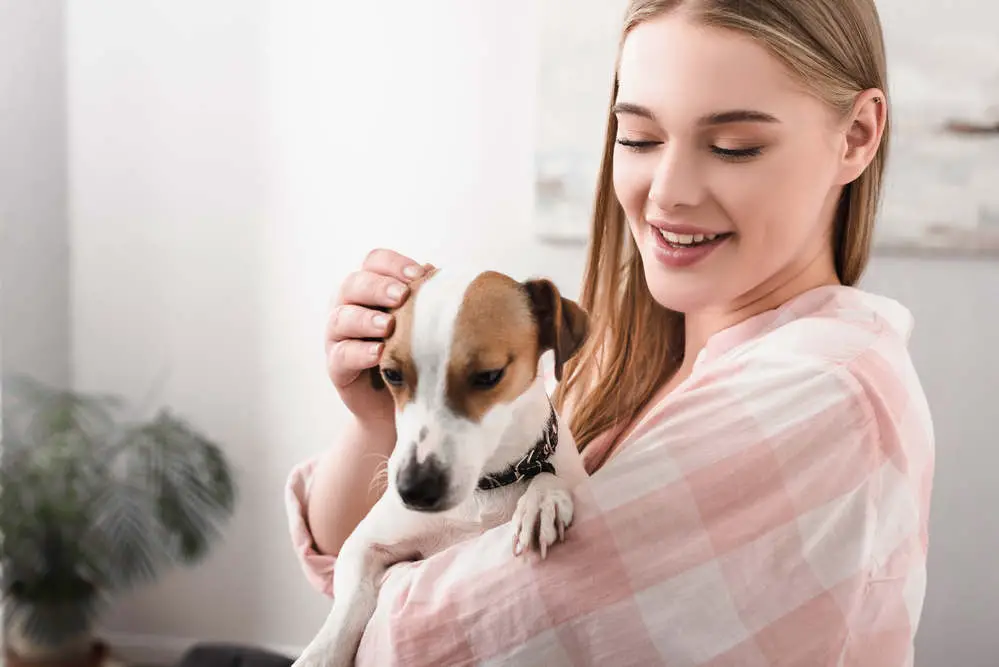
[375,268,588,512]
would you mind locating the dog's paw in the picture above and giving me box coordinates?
[511,473,574,559]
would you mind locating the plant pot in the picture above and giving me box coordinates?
[4,640,110,667]
[3,611,111,667]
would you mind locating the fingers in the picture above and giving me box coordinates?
[337,269,411,310]
[336,260,434,311]
[334,252,432,320]
[326,249,436,390]
[327,304,394,346]
[361,248,427,283]
[328,339,383,389]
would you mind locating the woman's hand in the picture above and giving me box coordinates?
[325,248,430,430]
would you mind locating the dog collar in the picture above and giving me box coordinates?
[477,402,559,491]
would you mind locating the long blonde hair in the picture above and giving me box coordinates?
[553,0,891,454]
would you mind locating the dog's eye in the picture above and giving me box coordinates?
[471,369,504,389]
[381,368,404,386]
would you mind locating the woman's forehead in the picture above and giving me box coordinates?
[616,15,805,121]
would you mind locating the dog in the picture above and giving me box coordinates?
[292,267,590,667]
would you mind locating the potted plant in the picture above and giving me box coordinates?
[0,375,238,666]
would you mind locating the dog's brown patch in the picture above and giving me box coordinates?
[445,272,542,422]
[379,268,589,423]
[379,269,438,407]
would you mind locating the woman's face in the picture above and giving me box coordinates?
[612,13,865,316]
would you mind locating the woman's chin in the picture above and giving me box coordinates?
[643,270,740,316]
[640,257,718,313]
[646,288,705,314]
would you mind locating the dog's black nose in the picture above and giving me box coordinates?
[396,455,449,511]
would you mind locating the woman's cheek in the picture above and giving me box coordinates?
[612,155,652,218]
[711,169,768,230]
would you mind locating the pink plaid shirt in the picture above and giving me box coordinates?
[286,284,934,666]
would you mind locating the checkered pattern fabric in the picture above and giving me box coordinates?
[285,285,935,666]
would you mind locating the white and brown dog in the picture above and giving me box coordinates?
[293,267,590,667]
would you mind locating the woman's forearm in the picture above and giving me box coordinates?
[306,417,396,557]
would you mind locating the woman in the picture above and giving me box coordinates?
[287,1,935,664]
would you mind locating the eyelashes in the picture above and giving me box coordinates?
[710,145,763,160]
[615,138,660,151]
[615,138,764,161]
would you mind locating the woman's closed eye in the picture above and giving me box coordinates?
[615,137,764,161]
[710,145,764,161]
[616,137,662,151]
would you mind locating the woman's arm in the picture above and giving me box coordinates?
[285,417,396,596]
[354,352,933,666]
[307,417,395,556]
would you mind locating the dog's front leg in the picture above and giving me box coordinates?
[511,472,574,559]
[293,495,434,667]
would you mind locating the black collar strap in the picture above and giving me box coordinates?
[477,402,559,491]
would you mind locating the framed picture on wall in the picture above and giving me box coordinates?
[533,0,999,258]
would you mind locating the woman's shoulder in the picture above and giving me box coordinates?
[705,284,932,444]
[713,284,914,367]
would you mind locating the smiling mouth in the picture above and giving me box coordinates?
[653,227,734,248]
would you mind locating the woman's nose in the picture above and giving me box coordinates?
[647,147,704,211]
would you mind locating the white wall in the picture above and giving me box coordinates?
[62,1,999,664]
[0,2,70,656]
[67,0,286,651]
[67,0,584,656]
[0,0,70,388]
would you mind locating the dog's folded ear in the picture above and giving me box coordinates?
[368,366,386,391]
[522,278,590,382]
[365,304,393,391]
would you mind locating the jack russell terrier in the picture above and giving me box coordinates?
[293,267,591,667]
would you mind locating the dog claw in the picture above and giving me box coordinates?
[512,476,574,559]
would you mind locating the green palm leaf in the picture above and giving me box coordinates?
[0,373,238,650]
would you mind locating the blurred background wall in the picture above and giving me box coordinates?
[1,0,70,388]
[2,1,997,664]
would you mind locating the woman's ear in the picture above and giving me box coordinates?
[838,88,887,185]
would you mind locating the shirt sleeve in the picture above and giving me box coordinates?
[353,352,927,667]
[285,456,336,598]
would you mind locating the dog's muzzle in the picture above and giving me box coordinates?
[396,454,450,512]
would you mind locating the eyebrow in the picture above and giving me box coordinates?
[700,109,780,126]
[612,102,780,126]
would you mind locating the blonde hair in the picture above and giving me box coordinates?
[553,0,891,458]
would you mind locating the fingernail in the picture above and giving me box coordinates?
[372,313,390,329]
[369,343,382,357]
[387,284,406,301]
[402,264,424,280]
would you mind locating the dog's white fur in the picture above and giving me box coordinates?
[292,268,587,667]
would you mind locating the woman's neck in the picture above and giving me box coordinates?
[683,244,840,364]
[587,243,839,473]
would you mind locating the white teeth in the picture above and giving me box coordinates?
[657,229,720,246]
